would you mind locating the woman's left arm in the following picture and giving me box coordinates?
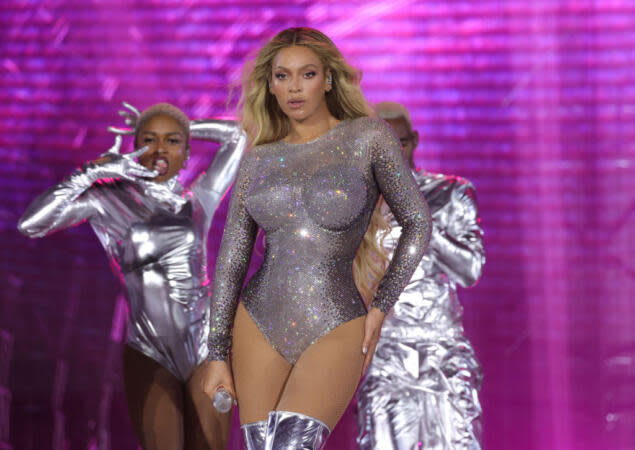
[362,119,432,372]
[190,120,248,218]
[370,120,432,314]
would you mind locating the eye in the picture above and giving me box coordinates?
[274,73,286,80]
[400,139,410,147]
[304,71,316,78]
[143,137,155,143]
[168,138,181,145]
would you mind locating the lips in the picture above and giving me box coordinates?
[287,99,305,109]
[152,157,169,176]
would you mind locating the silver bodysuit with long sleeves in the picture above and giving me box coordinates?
[207,117,432,363]
[18,120,246,381]
[357,170,486,450]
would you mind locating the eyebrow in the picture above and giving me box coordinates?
[274,63,319,71]
[141,131,184,136]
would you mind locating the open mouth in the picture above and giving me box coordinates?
[152,157,169,176]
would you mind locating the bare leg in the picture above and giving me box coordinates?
[231,302,293,424]
[122,345,185,450]
[185,363,233,450]
[276,315,366,430]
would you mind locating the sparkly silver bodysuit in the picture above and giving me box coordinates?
[207,117,432,363]
[18,121,246,381]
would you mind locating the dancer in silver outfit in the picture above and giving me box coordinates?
[18,102,246,450]
[356,102,485,450]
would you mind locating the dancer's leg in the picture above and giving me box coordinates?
[231,302,293,424]
[122,345,185,450]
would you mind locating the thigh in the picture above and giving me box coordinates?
[122,345,185,450]
[231,302,292,424]
[276,316,365,430]
[185,364,233,450]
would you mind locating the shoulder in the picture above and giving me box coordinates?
[233,141,280,180]
[415,170,478,208]
[237,144,267,169]
[347,116,396,140]
[344,117,400,158]
[417,170,476,194]
[248,140,284,159]
[447,174,476,197]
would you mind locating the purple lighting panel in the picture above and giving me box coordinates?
[1,1,634,449]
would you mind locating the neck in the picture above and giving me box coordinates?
[285,104,339,144]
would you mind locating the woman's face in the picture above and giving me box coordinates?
[270,45,331,123]
[136,114,188,183]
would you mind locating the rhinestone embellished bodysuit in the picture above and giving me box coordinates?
[208,117,432,363]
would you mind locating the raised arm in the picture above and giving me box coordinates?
[370,120,432,313]
[18,170,97,238]
[207,153,258,361]
[429,180,485,287]
[18,137,155,238]
[190,119,247,217]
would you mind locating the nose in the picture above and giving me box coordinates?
[288,77,301,93]
[156,141,168,154]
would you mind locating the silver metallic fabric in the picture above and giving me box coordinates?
[207,117,431,362]
[357,170,485,450]
[18,120,246,381]
[242,420,267,450]
[265,411,330,450]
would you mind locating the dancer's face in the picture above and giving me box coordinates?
[136,114,188,182]
[270,45,331,123]
[384,116,418,168]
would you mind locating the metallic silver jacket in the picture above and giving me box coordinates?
[18,120,246,381]
[357,170,485,450]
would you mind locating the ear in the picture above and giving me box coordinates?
[325,69,332,92]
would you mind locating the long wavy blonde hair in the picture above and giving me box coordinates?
[238,27,389,305]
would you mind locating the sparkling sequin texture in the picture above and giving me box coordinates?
[207,117,431,363]
[18,121,246,381]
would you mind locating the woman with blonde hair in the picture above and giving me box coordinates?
[200,27,431,449]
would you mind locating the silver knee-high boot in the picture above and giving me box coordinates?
[242,420,267,450]
[264,410,330,450]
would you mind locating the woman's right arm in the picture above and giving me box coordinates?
[18,169,97,238]
[206,153,258,362]
[18,138,155,237]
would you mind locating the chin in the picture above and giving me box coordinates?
[287,110,312,122]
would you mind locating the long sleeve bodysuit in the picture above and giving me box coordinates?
[18,120,246,381]
[207,117,432,364]
[357,170,486,450]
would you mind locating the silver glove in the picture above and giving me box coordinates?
[107,102,139,136]
[18,137,156,237]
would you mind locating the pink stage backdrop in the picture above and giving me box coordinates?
[1,1,633,449]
